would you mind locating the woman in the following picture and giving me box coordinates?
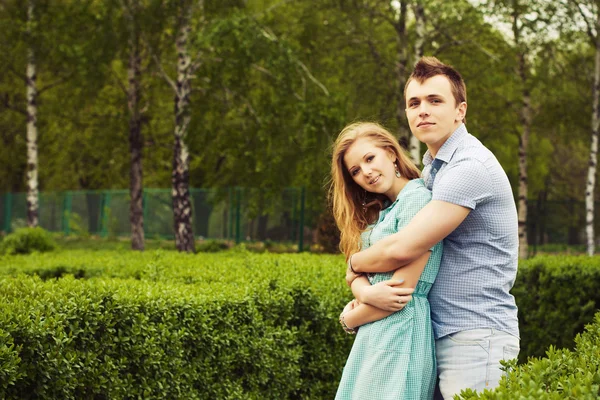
[331,122,442,400]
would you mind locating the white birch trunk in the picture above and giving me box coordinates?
[172,0,195,253]
[513,5,529,259]
[26,0,39,228]
[586,13,600,256]
[410,0,425,166]
[517,92,531,259]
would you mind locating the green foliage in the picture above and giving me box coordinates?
[195,239,230,253]
[0,251,353,399]
[457,312,600,399]
[0,227,57,255]
[315,207,340,254]
[515,256,600,362]
[1,252,600,397]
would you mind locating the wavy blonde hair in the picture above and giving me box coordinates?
[330,122,421,259]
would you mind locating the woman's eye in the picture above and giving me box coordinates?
[351,169,358,176]
[367,156,374,162]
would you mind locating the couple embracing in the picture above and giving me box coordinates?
[331,57,520,400]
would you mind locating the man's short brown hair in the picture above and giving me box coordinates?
[404,56,467,108]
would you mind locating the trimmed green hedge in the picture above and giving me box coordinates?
[0,251,353,399]
[515,256,600,362]
[458,311,600,399]
[1,251,600,398]
[0,274,352,399]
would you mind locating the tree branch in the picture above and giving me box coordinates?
[1,93,27,115]
[109,68,129,98]
[38,72,74,95]
[573,0,596,45]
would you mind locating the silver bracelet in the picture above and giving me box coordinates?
[339,312,358,335]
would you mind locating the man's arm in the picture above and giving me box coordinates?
[350,251,430,311]
[349,200,470,275]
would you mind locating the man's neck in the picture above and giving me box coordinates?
[427,122,463,158]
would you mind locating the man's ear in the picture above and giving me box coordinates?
[456,102,467,122]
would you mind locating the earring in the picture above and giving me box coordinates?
[395,163,401,178]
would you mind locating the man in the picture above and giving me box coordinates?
[346,57,519,399]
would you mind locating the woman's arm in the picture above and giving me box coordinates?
[343,251,431,328]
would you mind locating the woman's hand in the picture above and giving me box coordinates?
[356,280,414,312]
[342,299,360,315]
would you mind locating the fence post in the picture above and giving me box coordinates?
[290,188,296,242]
[63,191,73,235]
[235,187,242,244]
[100,191,110,238]
[142,190,148,236]
[3,192,12,233]
[228,187,233,241]
[298,187,305,252]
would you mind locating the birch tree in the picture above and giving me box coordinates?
[25,0,39,227]
[482,0,559,259]
[150,0,203,252]
[566,0,600,255]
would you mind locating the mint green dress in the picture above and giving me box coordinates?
[335,179,443,400]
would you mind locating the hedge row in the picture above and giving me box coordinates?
[458,311,600,399]
[0,274,352,399]
[3,250,600,361]
[1,250,600,398]
[513,256,600,362]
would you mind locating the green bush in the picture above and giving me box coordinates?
[1,251,600,398]
[0,227,57,255]
[195,239,230,253]
[515,256,600,362]
[457,311,600,399]
[0,252,353,399]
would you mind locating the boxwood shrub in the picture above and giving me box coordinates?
[458,311,600,399]
[0,251,354,399]
[0,227,56,256]
[1,251,600,398]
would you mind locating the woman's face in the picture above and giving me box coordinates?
[343,137,398,201]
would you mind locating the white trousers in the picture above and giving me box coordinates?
[434,328,520,399]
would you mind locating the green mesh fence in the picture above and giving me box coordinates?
[0,188,307,247]
[2,191,599,250]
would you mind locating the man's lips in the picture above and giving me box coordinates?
[418,121,434,127]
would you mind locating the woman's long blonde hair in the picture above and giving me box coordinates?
[330,122,421,259]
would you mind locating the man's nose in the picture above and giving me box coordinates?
[419,103,430,117]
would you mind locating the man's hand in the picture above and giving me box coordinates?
[356,280,414,312]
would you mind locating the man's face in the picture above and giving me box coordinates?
[405,75,466,156]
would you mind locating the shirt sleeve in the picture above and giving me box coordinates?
[432,157,494,210]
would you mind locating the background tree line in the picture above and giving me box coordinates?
[0,0,599,256]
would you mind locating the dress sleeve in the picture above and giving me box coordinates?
[395,184,432,231]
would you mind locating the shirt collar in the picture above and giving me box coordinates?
[422,123,468,166]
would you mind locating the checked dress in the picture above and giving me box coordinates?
[335,179,443,400]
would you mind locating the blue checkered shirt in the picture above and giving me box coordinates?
[422,124,519,340]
